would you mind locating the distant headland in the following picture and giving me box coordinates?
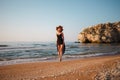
[78,21,120,43]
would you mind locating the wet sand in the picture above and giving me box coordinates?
[0,55,120,80]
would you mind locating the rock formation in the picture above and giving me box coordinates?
[78,21,120,43]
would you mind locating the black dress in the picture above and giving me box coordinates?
[56,33,65,54]
[57,34,64,45]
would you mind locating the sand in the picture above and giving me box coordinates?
[0,55,120,80]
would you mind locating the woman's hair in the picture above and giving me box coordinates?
[56,25,63,32]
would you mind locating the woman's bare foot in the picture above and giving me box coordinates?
[59,54,62,62]
[59,57,62,62]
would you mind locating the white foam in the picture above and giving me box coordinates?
[0,57,57,66]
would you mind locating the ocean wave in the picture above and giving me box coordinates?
[0,51,119,66]
[0,42,120,66]
[0,56,57,66]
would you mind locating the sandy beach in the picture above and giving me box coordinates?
[0,55,120,80]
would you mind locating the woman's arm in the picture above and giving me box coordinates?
[56,33,58,40]
[62,33,65,44]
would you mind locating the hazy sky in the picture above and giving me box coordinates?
[0,0,120,42]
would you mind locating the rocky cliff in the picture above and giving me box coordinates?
[78,21,120,43]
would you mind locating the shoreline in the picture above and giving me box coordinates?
[0,54,120,80]
[0,53,119,66]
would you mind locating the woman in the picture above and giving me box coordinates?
[56,25,65,62]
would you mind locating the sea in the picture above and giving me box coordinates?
[0,42,120,66]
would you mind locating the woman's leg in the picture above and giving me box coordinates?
[59,44,64,62]
[57,45,60,55]
[57,45,61,61]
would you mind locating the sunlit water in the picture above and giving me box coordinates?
[0,42,120,66]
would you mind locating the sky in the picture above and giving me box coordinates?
[0,0,120,42]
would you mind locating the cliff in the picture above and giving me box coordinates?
[78,21,120,43]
